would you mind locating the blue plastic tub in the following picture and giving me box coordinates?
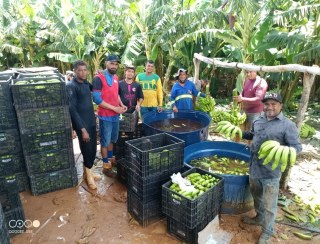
[184,141,254,214]
[142,110,211,147]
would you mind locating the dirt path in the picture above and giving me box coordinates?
[11,135,320,244]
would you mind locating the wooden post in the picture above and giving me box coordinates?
[295,66,317,130]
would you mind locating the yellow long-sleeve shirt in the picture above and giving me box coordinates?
[135,72,163,107]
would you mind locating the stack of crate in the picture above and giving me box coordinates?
[162,168,224,244]
[0,175,26,237]
[0,71,29,192]
[125,133,184,226]
[11,67,78,195]
[0,202,10,244]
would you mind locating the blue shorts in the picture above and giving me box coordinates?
[141,107,157,117]
[99,119,119,147]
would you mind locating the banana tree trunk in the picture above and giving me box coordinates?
[163,60,175,96]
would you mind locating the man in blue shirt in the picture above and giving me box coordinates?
[242,92,302,244]
[170,68,205,112]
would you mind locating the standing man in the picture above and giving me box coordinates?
[67,60,100,190]
[92,54,127,177]
[170,68,205,112]
[119,64,144,113]
[242,92,302,244]
[233,71,268,130]
[136,60,163,116]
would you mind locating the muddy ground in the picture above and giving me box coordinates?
[11,133,320,244]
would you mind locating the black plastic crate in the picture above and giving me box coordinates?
[16,106,71,134]
[4,205,26,236]
[0,175,19,195]
[162,168,224,229]
[125,133,184,177]
[25,149,75,175]
[0,173,29,193]
[0,107,18,131]
[21,128,72,154]
[11,76,67,109]
[128,169,170,203]
[127,189,163,227]
[115,131,136,160]
[116,158,128,185]
[119,110,138,132]
[0,205,10,244]
[0,129,21,155]
[29,167,78,196]
[0,191,21,213]
[0,78,13,105]
[167,212,217,244]
[0,153,25,177]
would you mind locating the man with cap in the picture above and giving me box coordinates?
[169,68,206,112]
[119,64,144,113]
[135,60,163,116]
[233,70,268,130]
[241,92,302,244]
[92,54,127,177]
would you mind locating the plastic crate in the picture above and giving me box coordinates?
[0,173,29,193]
[114,132,136,160]
[119,110,138,132]
[25,149,75,175]
[4,205,26,236]
[0,107,18,131]
[21,128,73,154]
[0,129,21,155]
[116,158,128,185]
[0,175,19,195]
[0,153,25,177]
[0,78,13,105]
[29,167,78,196]
[0,205,10,244]
[16,106,71,134]
[11,76,67,109]
[127,169,171,203]
[162,168,224,229]
[166,212,217,244]
[125,133,184,177]
[127,189,164,227]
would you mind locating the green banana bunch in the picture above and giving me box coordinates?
[216,121,242,140]
[196,96,215,113]
[299,122,316,138]
[258,140,297,172]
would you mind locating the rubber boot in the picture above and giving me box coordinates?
[84,167,97,190]
[83,165,101,181]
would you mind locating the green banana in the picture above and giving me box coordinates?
[271,145,284,170]
[219,123,232,134]
[262,145,279,165]
[260,140,280,154]
[289,147,297,166]
[224,125,234,138]
[293,232,312,240]
[280,146,290,172]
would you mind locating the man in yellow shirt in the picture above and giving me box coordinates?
[136,60,163,116]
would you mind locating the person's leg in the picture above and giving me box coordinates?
[259,178,279,243]
[242,177,263,225]
[108,120,119,166]
[99,119,113,170]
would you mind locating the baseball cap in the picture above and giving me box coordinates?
[174,68,188,78]
[106,54,120,63]
[262,92,283,103]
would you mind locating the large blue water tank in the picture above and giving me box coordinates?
[184,141,254,214]
[142,110,211,147]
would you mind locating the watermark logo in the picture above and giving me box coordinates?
[8,219,40,234]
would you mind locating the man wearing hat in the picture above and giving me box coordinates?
[169,68,205,112]
[119,64,144,112]
[92,54,127,177]
[241,92,302,244]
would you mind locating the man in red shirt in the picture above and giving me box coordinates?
[233,71,268,130]
[92,55,127,177]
